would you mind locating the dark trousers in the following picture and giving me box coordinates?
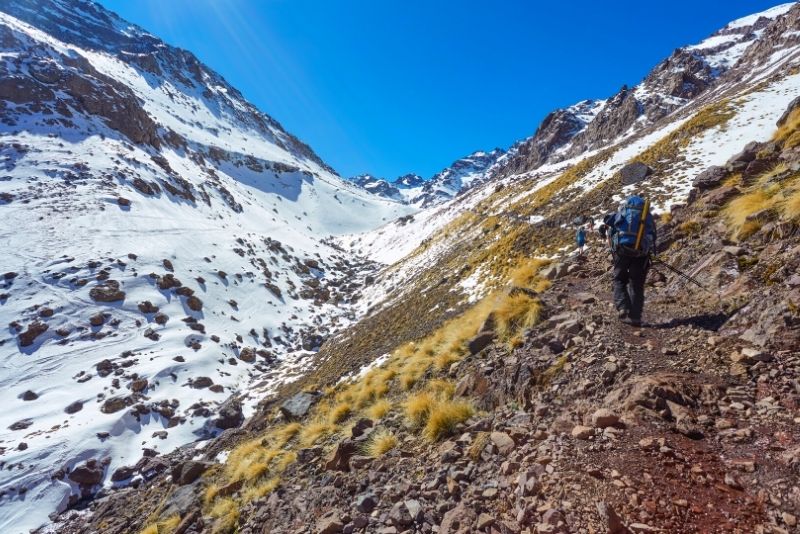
[613,253,649,320]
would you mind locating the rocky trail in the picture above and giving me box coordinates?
[51,174,800,533]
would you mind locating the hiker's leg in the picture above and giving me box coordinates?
[612,254,632,314]
[628,256,648,320]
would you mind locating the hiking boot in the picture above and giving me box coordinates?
[621,316,642,327]
[617,309,629,320]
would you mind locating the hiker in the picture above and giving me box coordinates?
[597,222,608,239]
[603,195,657,327]
[575,224,587,256]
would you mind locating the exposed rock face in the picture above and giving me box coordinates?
[497,100,605,177]
[493,7,799,179]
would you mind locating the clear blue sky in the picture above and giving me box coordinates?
[99,0,785,179]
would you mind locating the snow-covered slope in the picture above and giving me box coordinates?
[0,1,412,532]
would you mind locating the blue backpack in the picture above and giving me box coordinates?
[611,196,656,257]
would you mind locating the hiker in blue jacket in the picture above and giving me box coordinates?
[603,195,657,327]
[575,225,587,256]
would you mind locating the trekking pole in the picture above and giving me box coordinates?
[651,257,713,293]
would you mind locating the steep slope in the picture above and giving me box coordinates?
[0,1,412,532]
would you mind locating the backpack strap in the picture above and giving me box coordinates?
[634,198,651,251]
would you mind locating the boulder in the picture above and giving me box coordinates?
[185,295,203,311]
[356,493,377,513]
[213,396,244,429]
[571,425,594,440]
[468,331,495,355]
[64,401,83,414]
[325,439,357,472]
[388,501,414,528]
[171,460,210,485]
[191,377,213,389]
[89,280,125,303]
[541,262,567,280]
[619,161,653,185]
[137,301,159,314]
[725,142,760,172]
[439,503,477,534]
[692,165,728,190]
[101,396,128,414]
[18,321,48,347]
[490,431,516,455]
[702,185,740,207]
[238,347,256,363]
[590,408,621,429]
[742,158,773,182]
[68,460,104,486]
[350,418,373,438]
[161,484,200,518]
[280,391,320,420]
[110,465,137,482]
[316,514,344,534]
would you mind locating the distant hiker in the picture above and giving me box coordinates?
[597,222,608,239]
[575,225,587,256]
[604,195,657,327]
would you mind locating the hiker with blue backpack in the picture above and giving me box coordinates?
[603,195,657,327]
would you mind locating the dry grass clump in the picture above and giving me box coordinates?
[366,398,392,419]
[224,440,281,482]
[209,497,239,534]
[404,391,436,427]
[493,293,542,340]
[723,188,779,239]
[241,477,280,503]
[468,431,490,460]
[775,106,800,149]
[678,220,702,236]
[427,379,456,399]
[298,420,335,447]
[273,422,302,448]
[139,516,181,534]
[541,354,569,385]
[204,483,220,506]
[328,402,353,424]
[509,258,550,288]
[784,187,800,219]
[363,429,398,457]
[434,351,461,370]
[423,400,474,441]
